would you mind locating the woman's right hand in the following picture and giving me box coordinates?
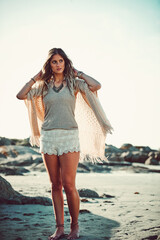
[32,70,42,82]
[16,70,42,100]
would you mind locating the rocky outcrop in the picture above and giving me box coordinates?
[0,176,52,205]
[0,145,41,175]
[106,143,160,166]
[0,137,160,176]
[0,165,29,175]
[0,136,30,147]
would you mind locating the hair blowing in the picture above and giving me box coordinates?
[41,48,76,96]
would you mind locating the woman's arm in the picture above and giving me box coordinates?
[16,71,42,100]
[73,68,101,92]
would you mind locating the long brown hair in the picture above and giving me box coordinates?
[41,48,76,95]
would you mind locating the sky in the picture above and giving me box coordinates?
[0,0,160,150]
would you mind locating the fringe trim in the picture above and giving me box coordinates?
[29,135,40,147]
[79,152,109,164]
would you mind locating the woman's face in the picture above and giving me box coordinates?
[50,54,65,75]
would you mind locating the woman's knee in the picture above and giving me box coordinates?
[63,182,76,195]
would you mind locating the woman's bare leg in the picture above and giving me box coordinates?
[42,153,65,240]
[59,151,80,239]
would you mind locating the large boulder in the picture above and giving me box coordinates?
[78,188,99,198]
[119,151,148,164]
[0,176,52,205]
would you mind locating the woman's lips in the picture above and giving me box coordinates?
[57,68,62,71]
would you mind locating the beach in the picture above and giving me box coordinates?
[0,170,160,240]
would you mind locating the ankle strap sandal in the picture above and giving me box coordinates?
[55,223,64,228]
[71,222,79,228]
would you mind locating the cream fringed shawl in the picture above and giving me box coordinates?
[24,79,113,163]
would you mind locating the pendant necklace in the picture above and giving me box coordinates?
[52,79,65,93]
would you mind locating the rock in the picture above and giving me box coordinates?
[154,152,160,161]
[105,144,123,153]
[0,137,12,146]
[108,161,132,166]
[107,153,119,161]
[91,164,111,172]
[29,162,46,172]
[0,145,39,159]
[0,146,18,158]
[0,176,52,205]
[141,235,159,240]
[135,146,153,152]
[78,188,99,198]
[106,143,159,166]
[100,193,115,198]
[79,209,91,214]
[81,198,89,202]
[0,165,30,175]
[120,143,133,150]
[0,156,33,167]
[82,162,111,172]
[148,151,160,162]
[78,163,90,172]
[77,167,89,173]
[148,152,155,157]
[10,138,30,146]
[145,157,159,165]
[32,156,43,163]
[120,165,151,173]
[0,175,22,200]
[119,151,133,161]
[0,152,7,159]
[0,136,30,146]
[124,151,148,164]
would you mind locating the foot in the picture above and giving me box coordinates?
[67,222,80,240]
[48,224,65,240]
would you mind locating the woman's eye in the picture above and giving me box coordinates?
[59,59,63,63]
[52,61,56,64]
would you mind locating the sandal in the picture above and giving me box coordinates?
[67,222,80,240]
[48,224,65,240]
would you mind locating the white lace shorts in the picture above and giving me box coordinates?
[39,129,81,156]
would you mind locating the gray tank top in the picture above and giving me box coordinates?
[41,83,78,131]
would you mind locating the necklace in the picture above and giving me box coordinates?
[52,81,64,93]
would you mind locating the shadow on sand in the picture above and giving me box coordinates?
[0,204,120,240]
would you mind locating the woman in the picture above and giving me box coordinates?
[16,48,113,240]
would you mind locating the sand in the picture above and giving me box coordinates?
[0,171,160,240]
